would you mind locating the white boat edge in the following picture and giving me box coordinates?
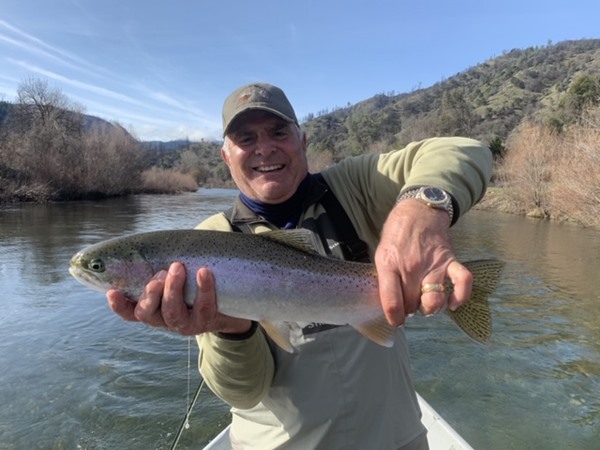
[202,393,474,450]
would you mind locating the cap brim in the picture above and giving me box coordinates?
[223,107,295,136]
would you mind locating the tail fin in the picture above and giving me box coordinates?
[446,259,505,343]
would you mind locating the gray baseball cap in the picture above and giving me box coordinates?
[222,82,298,136]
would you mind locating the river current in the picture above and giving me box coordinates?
[0,189,598,449]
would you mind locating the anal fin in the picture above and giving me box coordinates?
[353,316,396,347]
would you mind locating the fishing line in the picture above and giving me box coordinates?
[187,335,191,423]
[169,336,205,450]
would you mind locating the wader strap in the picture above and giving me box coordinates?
[227,217,252,234]
[313,174,370,263]
[225,174,370,263]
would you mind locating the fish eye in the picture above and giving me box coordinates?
[88,259,105,272]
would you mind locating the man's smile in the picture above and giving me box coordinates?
[254,164,285,173]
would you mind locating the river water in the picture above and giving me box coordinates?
[0,189,598,449]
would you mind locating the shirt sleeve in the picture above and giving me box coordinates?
[196,330,274,409]
[321,137,493,244]
[193,213,275,409]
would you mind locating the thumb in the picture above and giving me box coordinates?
[378,267,406,327]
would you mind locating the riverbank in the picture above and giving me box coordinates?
[2,181,595,229]
[0,168,200,204]
[474,186,599,228]
[475,187,554,220]
[474,187,519,214]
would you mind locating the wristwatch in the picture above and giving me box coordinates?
[396,186,454,223]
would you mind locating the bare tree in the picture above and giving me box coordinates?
[3,78,86,197]
[551,105,600,226]
[498,122,561,215]
[80,125,143,196]
[15,76,84,134]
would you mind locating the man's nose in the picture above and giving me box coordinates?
[254,134,276,155]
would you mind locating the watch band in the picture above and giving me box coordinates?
[396,186,454,224]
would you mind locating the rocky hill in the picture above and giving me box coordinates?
[301,39,600,161]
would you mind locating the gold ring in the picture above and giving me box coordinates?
[421,280,454,294]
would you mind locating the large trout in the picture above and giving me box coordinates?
[69,229,504,351]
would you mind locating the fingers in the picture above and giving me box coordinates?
[419,287,449,316]
[192,267,218,319]
[376,245,424,327]
[191,268,254,335]
[135,269,169,327]
[377,255,474,324]
[376,201,457,326]
[138,263,216,335]
[107,289,137,321]
[108,264,185,329]
[418,265,450,316]
[107,263,250,336]
[144,262,208,335]
[446,260,473,311]
[378,267,406,327]
[419,260,473,316]
[179,267,219,336]
[161,263,191,332]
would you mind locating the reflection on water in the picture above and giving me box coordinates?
[408,210,600,449]
[1,192,599,449]
[0,189,236,450]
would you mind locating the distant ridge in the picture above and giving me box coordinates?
[3,38,598,158]
[301,38,600,158]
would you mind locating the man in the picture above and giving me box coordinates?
[109,82,492,449]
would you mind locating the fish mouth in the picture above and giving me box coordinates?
[69,264,110,293]
[70,252,82,266]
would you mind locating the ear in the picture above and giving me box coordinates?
[221,146,231,167]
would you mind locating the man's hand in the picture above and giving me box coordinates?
[107,262,252,336]
[374,199,473,327]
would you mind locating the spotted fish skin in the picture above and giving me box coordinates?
[445,259,505,343]
[69,229,504,349]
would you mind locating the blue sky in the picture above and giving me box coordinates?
[1,0,598,141]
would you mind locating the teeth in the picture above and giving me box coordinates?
[256,165,283,172]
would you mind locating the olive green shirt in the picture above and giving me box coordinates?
[195,137,492,449]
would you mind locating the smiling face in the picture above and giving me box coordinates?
[222,110,308,204]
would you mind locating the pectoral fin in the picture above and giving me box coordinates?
[353,316,396,347]
[260,320,295,353]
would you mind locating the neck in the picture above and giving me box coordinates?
[239,174,311,229]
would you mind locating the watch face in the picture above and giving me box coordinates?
[422,187,448,203]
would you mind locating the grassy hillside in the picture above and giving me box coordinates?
[301,39,600,162]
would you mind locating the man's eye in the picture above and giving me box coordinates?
[237,136,254,146]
